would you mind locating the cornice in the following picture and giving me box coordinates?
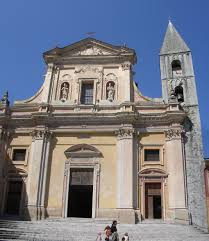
[6,108,186,129]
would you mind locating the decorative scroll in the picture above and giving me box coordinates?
[115,128,135,139]
[31,129,52,141]
[165,128,183,140]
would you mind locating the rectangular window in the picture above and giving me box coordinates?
[144,149,160,162]
[81,83,93,104]
[12,149,26,161]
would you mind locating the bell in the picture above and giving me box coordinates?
[177,93,184,102]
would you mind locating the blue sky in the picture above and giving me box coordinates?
[0,0,208,156]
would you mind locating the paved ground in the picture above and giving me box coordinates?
[0,218,208,241]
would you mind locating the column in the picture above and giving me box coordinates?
[165,127,188,222]
[116,126,135,223]
[26,128,52,220]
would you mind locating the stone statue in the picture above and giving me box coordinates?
[107,82,115,102]
[60,83,69,101]
[1,91,9,106]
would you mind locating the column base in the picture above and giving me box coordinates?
[167,208,189,224]
[118,209,136,224]
[97,208,138,224]
[24,205,47,221]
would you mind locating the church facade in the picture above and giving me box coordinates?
[0,22,208,231]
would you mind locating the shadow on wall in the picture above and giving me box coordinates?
[0,149,29,221]
[44,137,58,219]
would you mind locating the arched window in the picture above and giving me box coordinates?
[171,60,182,77]
[106,81,115,102]
[175,85,184,103]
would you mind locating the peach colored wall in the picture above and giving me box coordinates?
[47,134,117,209]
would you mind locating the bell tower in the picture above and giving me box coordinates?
[160,21,208,231]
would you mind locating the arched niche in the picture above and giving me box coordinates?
[106,81,115,102]
[60,82,70,102]
[58,74,72,101]
[103,73,118,101]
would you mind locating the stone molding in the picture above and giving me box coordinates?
[121,62,131,71]
[74,65,103,74]
[165,128,183,141]
[63,153,101,219]
[64,144,102,158]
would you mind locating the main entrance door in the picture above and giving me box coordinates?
[145,183,162,219]
[68,168,93,218]
[5,181,22,215]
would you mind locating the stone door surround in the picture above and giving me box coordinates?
[62,144,101,218]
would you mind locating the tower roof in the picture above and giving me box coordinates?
[160,21,190,55]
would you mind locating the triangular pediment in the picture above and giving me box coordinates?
[43,38,136,62]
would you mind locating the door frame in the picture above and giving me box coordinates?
[144,182,162,219]
[138,168,168,220]
[3,170,27,216]
[62,160,100,218]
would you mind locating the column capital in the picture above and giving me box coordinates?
[121,62,131,71]
[165,128,184,141]
[115,127,137,140]
[31,129,53,141]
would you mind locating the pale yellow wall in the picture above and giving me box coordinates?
[139,133,166,170]
[9,134,32,146]
[47,134,117,209]
[7,134,32,172]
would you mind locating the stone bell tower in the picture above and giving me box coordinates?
[160,21,208,231]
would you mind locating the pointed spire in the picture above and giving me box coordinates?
[160,21,190,55]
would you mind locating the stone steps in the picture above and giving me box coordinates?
[0,218,208,241]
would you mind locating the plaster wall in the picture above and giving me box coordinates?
[46,134,117,211]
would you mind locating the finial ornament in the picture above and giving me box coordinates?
[86,32,96,38]
[1,91,9,106]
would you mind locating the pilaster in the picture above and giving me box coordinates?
[120,62,131,102]
[26,128,52,220]
[165,127,189,223]
[41,63,54,103]
[115,125,135,223]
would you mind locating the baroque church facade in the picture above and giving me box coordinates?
[0,22,208,231]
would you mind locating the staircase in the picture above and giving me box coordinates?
[0,217,208,241]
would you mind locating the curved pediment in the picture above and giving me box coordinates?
[138,168,168,178]
[64,144,102,158]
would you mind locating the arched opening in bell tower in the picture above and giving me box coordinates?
[174,85,184,103]
[171,60,182,77]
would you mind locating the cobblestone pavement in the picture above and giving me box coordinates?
[0,218,208,241]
